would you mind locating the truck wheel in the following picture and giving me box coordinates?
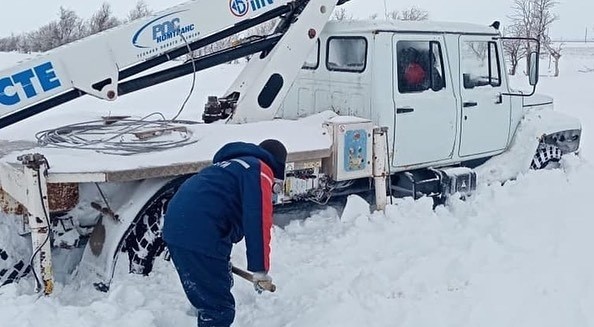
[531,143,562,170]
[121,177,189,275]
[0,248,31,287]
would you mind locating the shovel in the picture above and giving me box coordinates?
[231,265,276,293]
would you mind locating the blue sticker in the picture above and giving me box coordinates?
[343,129,367,172]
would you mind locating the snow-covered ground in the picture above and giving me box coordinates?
[1,42,594,326]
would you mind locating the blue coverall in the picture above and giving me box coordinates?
[163,142,284,326]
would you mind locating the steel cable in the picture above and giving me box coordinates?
[35,113,199,156]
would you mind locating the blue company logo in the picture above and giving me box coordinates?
[132,10,195,49]
[230,0,275,17]
[0,62,62,106]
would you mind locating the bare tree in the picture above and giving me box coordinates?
[0,34,22,52]
[26,8,82,52]
[502,24,527,75]
[16,36,31,53]
[509,0,533,36]
[51,7,85,47]
[0,8,81,52]
[26,28,56,52]
[508,0,558,74]
[399,7,429,21]
[546,41,563,76]
[128,0,152,22]
[466,42,488,62]
[509,0,535,62]
[530,0,558,49]
[332,8,352,21]
[386,10,399,20]
[386,7,429,21]
[1,2,152,53]
[252,19,278,35]
[241,19,277,61]
[188,19,277,63]
[88,3,121,35]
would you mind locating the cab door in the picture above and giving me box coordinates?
[458,35,511,157]
[392,34,457,167]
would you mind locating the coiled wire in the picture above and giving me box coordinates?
[35,113,198,156]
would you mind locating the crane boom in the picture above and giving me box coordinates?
[0,0,349,129]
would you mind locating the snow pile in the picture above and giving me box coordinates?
[340,194,370,222]
[241,156,594,327]
[3,156,593,327]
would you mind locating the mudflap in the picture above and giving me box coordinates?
[121,176,189,276]
[74,177,178,292]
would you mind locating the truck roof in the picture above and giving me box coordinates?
[323,19,500,36]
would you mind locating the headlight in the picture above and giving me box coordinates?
[544,129,581,154]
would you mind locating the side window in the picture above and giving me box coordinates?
[302,39,320,70]
[461,41,501,89]
[397,40,446,94]
[326,37,367,73]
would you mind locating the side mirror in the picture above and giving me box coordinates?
[528,51,539,86]
[499,36,539,97]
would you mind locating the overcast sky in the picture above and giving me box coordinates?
[0,0,591,40]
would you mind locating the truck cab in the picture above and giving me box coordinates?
[279,20,526,171]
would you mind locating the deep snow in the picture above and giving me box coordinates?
[1,42,594,326]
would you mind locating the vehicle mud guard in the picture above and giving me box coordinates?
[121,176,190,276]
[74,176,188,291]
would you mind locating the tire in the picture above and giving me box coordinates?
[0,248,31,287]
[531,143,562,170]
[121,177,189,275]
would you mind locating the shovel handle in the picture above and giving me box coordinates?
[231,266,276,293]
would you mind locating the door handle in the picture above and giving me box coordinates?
[396,107,415,114]
[463,101,478,108]
[494,93,503,104]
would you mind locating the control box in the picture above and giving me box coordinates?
[324,117,374,181]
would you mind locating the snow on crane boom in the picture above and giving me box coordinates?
[0,0,349,129]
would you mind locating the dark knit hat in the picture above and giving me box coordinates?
[259,139,287,178]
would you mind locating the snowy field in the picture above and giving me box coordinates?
[1,42,594,327]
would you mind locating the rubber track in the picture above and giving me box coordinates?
[531,143,562,169]
[0,248,31,287]
[122,177,188,275]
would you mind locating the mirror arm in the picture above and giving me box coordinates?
[502,84,537,98]
[498,36,541,98]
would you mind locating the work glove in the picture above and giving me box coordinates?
[252,271,273,294]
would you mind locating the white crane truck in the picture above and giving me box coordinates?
[0,0,582,295]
